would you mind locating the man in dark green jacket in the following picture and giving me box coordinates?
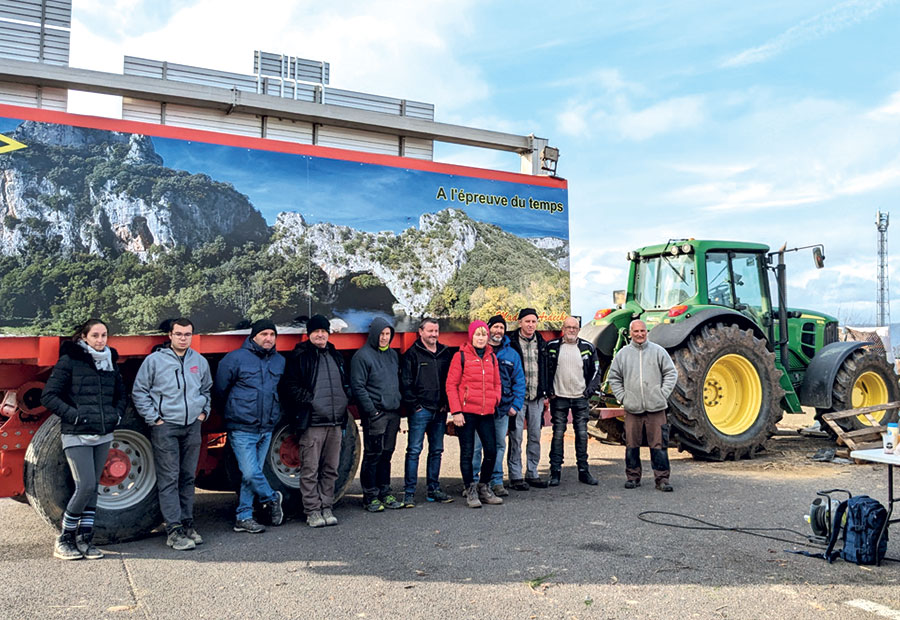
[351,317,403,512]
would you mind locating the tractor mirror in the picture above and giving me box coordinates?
[812,246,825,269]
[613,290,626,306]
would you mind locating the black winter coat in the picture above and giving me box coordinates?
[280,340,350,430]
[400,339,455,414]
[41,340,127,435]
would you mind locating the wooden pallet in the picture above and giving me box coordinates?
[821,400,900,458]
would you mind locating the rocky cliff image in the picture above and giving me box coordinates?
[0,115,569,334]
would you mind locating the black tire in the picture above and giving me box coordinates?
[817,348,900,432]
[669,323,785,461]
[225,417,362,517]
[24,412,162,544]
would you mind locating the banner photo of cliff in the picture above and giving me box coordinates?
[0,106,569,335]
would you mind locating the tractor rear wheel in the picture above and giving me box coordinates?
[818,348,899,432]
[669,323,785,460]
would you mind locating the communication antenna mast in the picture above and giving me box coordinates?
[876,210,890,326]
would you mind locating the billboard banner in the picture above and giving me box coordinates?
[0,105,569,334]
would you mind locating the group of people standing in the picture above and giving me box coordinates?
[40,311,677,560]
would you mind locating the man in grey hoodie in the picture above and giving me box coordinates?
[132,318,212,550]
[351,317,404,512]
[607,319,678,492]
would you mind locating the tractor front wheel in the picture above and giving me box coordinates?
[818,348,899,432]
[669,323,785,460]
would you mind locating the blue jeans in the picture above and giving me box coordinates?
[229,430,278,521]
[473,414,509,486]
[404,408,445,494]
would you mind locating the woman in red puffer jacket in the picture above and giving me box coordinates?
[446,320,503,508]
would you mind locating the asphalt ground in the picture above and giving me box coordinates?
[2,417,900,620]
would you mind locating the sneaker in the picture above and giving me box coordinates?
[75,533,104,559]
[656,481,674,492]
[183,526,204,545]
[491,484,509,497]
[427,489,454,503]
[624,480,641,489]
[465,483,482,509]
[525,477,549,489]
[381,494,404,509]
[509,479,530,491]
[322,508,338,526]
[54,533,82,561]
[477,483,503,505]
[234,518,266,533]
[364,498,385,512]
[267,491,284,526]
[402,493,416,508]
[166,527,197,550]
[306,511,327,528]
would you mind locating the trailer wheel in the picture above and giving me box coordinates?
[24,413,162,544]
[669,323,785,460]
[225,416,361,518]
[818,348,900,432]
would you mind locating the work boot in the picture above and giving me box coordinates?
[465,483,482,508]
[656,480,674,492]
[578,470,598,486]
[491,483,509,497]
[166,527,197,550]
[306,511,327,528]
[76,532,104,559]
[54,532,82,560]
[624,480,641,489]
[525,476,549,489]
[477,483,503,505]
[322,508,338,526]
[267,491,284,526]
[549,468,561,487]
[509,479,530,491]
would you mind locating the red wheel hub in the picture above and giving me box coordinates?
[100,448,131,486]
[278,435,300,469]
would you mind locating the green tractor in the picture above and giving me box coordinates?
[581,239,899,460]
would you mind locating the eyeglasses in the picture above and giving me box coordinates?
[172,332,193,338]
[563,326,580,330]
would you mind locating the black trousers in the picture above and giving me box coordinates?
[457,413,497,486]
[152,420,202,531]
[360,411,400,502]
[549,396,590,471]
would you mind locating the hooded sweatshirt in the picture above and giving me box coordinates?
[350,317,401,417]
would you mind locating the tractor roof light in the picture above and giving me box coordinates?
[669,245,680,256]
[667,305,688,318]
[681,243,692,253]
[594,308,613,320]
[626,251,638,261]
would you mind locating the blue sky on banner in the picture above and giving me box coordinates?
[67,0,900,325]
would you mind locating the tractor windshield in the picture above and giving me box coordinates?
[634,254,697,309]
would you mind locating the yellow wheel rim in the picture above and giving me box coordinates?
[852,371,889,425]
[703,354,763,435]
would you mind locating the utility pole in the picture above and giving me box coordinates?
[876,211,890,326]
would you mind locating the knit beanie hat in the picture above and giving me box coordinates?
[306,314,330,334]
[487,314,506,330]
[517,308,538,321]
[250,319,277,339]
[468,320,489,342]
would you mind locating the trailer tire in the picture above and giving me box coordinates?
[669,323,785,460]
[24,413,162,544]
[224,416,361,519]
[817,348,900,432]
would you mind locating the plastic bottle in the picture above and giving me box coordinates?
[885,422,899,454]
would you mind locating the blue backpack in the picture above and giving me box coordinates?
[823,495,889,565]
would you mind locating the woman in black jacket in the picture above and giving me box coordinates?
[41,319,127,560]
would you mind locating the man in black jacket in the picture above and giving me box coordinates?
[546,316,602,486]
[400,318,455,506]
[506,308,550,490]
[280,315,350,528]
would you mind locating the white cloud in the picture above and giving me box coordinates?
[721,0,896,68]
[868,91,900,120]
[556,93,706,141]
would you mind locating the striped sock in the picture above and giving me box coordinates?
[79,509,96,536]
[62,511,80,534]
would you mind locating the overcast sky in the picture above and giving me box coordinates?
[65,0,900,325]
